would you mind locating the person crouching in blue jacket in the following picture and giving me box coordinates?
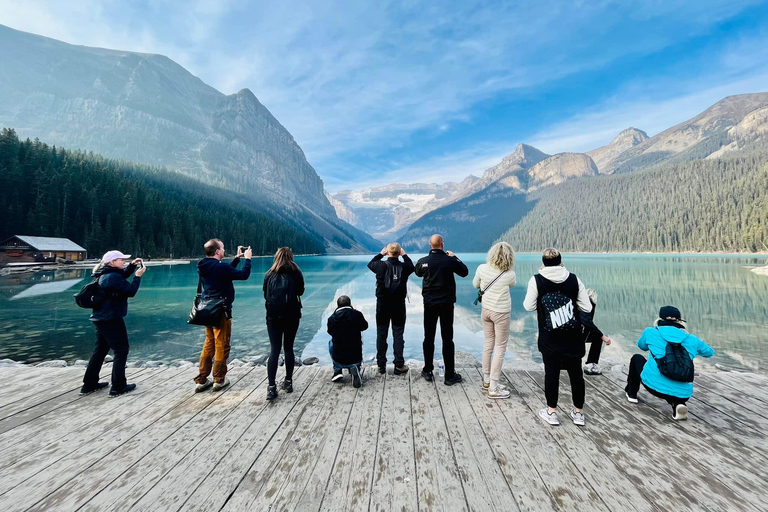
[624,306,715,421]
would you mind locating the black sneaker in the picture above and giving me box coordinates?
[378,366,386,374]
[350,365,362,388]
[393,365,409,375]
[109,383,136,397]
[266,385,278,401]
[444,373,463,386]
[332,369,344,382]
[80,382,109,395]
[281,379,293,393]
[421,370,434,382]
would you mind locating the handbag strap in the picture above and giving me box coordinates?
[196,276,203,297]
[480,270,506,295]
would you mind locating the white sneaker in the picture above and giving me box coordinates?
[488,386,511,399]
[212,379,230,392]
[673,404,689,421]
[583,363,602,375]
[195,379,213,393]
[539,408,560,426]
[625,392,639,404]
[570,409,586,426]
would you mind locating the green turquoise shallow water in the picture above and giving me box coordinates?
[1,253,766,373]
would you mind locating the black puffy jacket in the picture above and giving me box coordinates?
[327,307,369,365]
[90,264,141,322]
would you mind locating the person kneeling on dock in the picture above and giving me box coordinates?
[624,306,715,421]
[327,295,368,388]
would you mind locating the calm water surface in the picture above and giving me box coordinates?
[1,254,767,373]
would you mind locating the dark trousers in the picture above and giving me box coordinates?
[266,315,300,386]
[626,354,688,410]
[542,352,585,409]
[83,318,129,390]
[376,302,406,368]
[422,303,455,378]
[585,338,603,365]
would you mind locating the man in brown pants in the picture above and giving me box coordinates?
[194,239,252,392]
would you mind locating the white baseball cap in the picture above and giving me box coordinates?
[101,250,131,263]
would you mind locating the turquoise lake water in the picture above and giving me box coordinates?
[1,253,767,373]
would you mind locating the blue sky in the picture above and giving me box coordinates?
[3,0,768,191]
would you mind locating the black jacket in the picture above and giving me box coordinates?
[580,299,603,343]
[327,307,368,365]
[414,249,469,306]
[367,253,414,302]
[263,269,305,319]
[90,264,141,322]
[198,257,251,308]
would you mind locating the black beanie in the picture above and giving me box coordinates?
[542,253,562,267]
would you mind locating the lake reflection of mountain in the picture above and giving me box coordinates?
[0,254,766,373]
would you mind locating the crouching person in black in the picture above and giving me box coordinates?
[82,250,146,397]
[327,295,368,388]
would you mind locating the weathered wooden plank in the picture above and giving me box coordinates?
[583,372,764,512]
[695,372,768,407]
[461,369,573,512]
[176,366,323,512]
[318,366,386,511]
[0,367,76,405]
[433,370,519,511]
[367,369,419,512]
[32,367,269,512]
[0,368,177,473]
[409,368,468,512]
[0,367,252,512]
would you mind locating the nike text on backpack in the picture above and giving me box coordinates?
[383,260,405,295]
[266,272,299,318]
[188,277,229,326]
[534,274,579,331]
[74,278,106,308]
[473,270,506,306]
[652,327,695,382]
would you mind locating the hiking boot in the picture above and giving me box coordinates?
[331,369,344,382]
[80,382,109,395]
[625,391,639,404]
[539,408,560,426]
[487,386,510,399]
[281,379,293,393]
[212,379,230,392]
[444,373,463,386]
[570,409,586,426]
[350,365,362,388]
[195,379,213,393]
[378,365,386,374]
[673,404,689,421]
[583,363,602,375]
[109,383,136,397]
[266,385,278,401]
[393,365,409,375]
[421,370,434,382]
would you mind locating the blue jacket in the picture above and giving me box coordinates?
[198,257,251,308]
[638,325,715,398]
[90,264,141,322]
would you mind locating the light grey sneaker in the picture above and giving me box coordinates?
[195,379,213,393]
[570,409,586,426]
[539,408,560,426]
[487,386,511,399]
[673,404,689,421]
[212,379,230,392]
[583,363,602,375]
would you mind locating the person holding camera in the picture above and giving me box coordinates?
[327,295,369,387]
[367,242,414,375]
[81,251,146,397]
[194,240,252,393]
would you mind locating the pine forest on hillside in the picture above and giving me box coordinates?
[0,128,325,258]
[500,150,768,253]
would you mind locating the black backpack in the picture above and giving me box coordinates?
[266,272,299,318]
[383,260,405,295]
[74,277,106,309]
[653,328,694,382]
[535,274,579,332]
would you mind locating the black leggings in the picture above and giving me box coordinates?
[266,315,300,386]
[542,352,585,409]
[626,354,688,411]
[84,318,130,390]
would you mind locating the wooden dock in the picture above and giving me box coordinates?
[0,363,766,511]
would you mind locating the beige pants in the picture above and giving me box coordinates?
[481,309,510,382]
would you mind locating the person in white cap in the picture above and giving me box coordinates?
[81,250,146,397]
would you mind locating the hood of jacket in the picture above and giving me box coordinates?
[197,257,220,276]
[538,265,570,283]
[655,325,690,342]
[92,265,125,278]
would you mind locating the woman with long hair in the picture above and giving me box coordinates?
[472,242,517,399]
[263,247,304,400]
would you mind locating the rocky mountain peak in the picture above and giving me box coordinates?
[503,143,550,167]
[587,127,649,174]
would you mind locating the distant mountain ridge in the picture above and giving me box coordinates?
[0,24,378,252]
